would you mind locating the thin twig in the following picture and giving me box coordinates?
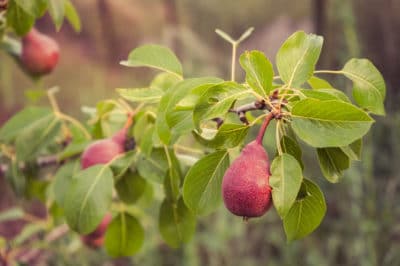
[0,154,60,177]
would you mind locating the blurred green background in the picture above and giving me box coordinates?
[1,0,400,265]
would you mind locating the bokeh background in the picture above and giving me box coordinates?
[1,0,400,265]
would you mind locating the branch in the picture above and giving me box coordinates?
[210,99,272,128]
[230,100,268,113]
[0,155,61,177]
[229,100,270,125]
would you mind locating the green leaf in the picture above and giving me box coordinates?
[13,223,45,245]
[104,212,144,257]
[307,76,333,89]
[0,35,22,58]
[140,125,155,157]
[159,198,196,248]
[117,87,164,103]
[165,110,193,138]
[5,160,26,195]
[58,140,90,160]
[317,148,350,183]
[193,82,249,130]
[280,136,304,169]
[0,208,24,223]
[166,78,223,138]
[150,72,181,91]
[6,1,34,36]
[64,165,114,234]
[48,0,65,31]
[270,154,303,218]
[157,77,221,144]
[163,147,182,202]
[276,31,323,87]
[96,100,116,116]
[121,45,183,78]
[53,160,80,207]
[299,88,351,103]
[115,171,147,204]
[291,99,374,147]
[64,0,81,32]
[133,112,155,144]
[176,154,199,167]
[183,150,229,216]
[193,123,249,149]
[0,106,51,143]
[239,50,274,97]
[342,58,386,115]
[15,113,61,161]
[340,138,362,161]
[109,150,136,180]
[174,79,223,111]
[283,179,326,241]
[14,0,47,17]
[136,148,168,183]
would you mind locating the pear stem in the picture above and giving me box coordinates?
[256,112,274,145]
[123,113,134,130]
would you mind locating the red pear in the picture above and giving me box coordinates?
[81,128,127,169]
[111,127,128,146]
[80,213,112,248]
[21,28,59,76]
[222,114,273,219]
[81,138,124,169]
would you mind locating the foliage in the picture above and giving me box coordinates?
[0,1,387,263]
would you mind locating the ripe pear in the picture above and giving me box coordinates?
[111,127,128,147]
[222,115,273,219]
[21,28,59,76]
[81,128,128,169]
[80,213,112,248]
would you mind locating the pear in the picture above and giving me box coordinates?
[81,128,127,169]
[21,28,59,76]
[80,119,132,246]
[222,115,273,219]
[80,213,112,248]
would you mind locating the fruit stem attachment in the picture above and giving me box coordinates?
[123,113,134,130]
[256,112,274,145]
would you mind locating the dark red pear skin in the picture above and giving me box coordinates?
[222,140,272,218]
[21,28,59,76]
[80,213,112,248]
[81,138,124,169]
[111,127,128,146]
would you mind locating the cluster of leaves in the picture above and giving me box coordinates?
[1,0,80,37]
[0,29,385,259]
[0,0,80,74]
[116,30,385,243]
